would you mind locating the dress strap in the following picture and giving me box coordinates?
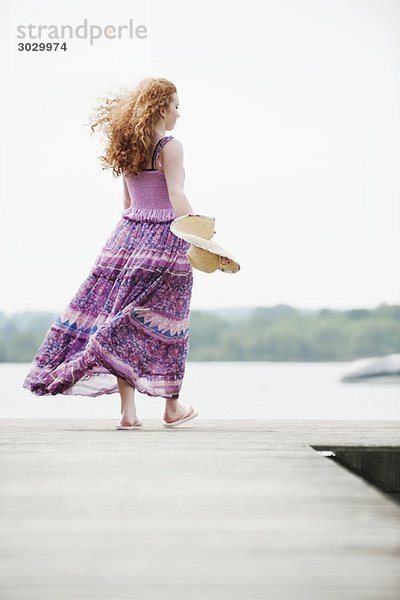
[151,136,174,170]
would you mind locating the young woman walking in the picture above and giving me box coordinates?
[23,77,199,429]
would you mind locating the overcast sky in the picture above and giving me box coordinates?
[1,0,399,316]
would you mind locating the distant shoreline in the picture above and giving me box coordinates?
[1,303,399,363]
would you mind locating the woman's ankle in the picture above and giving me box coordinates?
[121,405,137,417]
[165,401,187,419]
[165,398,178,412]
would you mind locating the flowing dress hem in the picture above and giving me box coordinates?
[22,336,183,400]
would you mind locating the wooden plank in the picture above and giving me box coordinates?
[0,419,399,599]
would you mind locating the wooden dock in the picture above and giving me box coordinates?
[1,419,399,599]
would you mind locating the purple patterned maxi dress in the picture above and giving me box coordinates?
[22,136,193,399]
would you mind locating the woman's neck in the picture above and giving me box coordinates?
[153,124,166,141]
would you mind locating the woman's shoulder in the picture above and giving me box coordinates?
[159,135,181,149]
[159,136,183,156]
[156,136,183,170]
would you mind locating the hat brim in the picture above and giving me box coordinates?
[171,214,240,273]
[171,215,215,241]
[171,228,239,262]
[188,245,240,274]
[187,246,219,273]
[191,238,239,263]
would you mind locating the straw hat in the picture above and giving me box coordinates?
[170,214,240,274]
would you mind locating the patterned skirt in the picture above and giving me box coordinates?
[22,215,193,399]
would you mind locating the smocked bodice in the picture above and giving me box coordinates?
[123,170,178,222]
[122,136,183,223]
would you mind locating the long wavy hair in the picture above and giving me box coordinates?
[88,77,177,178]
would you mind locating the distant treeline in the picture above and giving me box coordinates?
[1,303,399,362]
[187,304,400,361]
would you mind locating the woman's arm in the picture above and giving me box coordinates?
[122,176,131,210]
[162,139,194,216]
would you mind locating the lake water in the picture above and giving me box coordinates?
[2,362,400,420]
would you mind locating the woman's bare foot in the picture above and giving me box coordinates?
[117,376,142,426]
[119,409,142,427]
[119,418,143,427]
[163,401,191,423]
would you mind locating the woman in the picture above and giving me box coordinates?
[22,77,199,430]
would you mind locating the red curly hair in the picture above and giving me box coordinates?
[88,77,177,177]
